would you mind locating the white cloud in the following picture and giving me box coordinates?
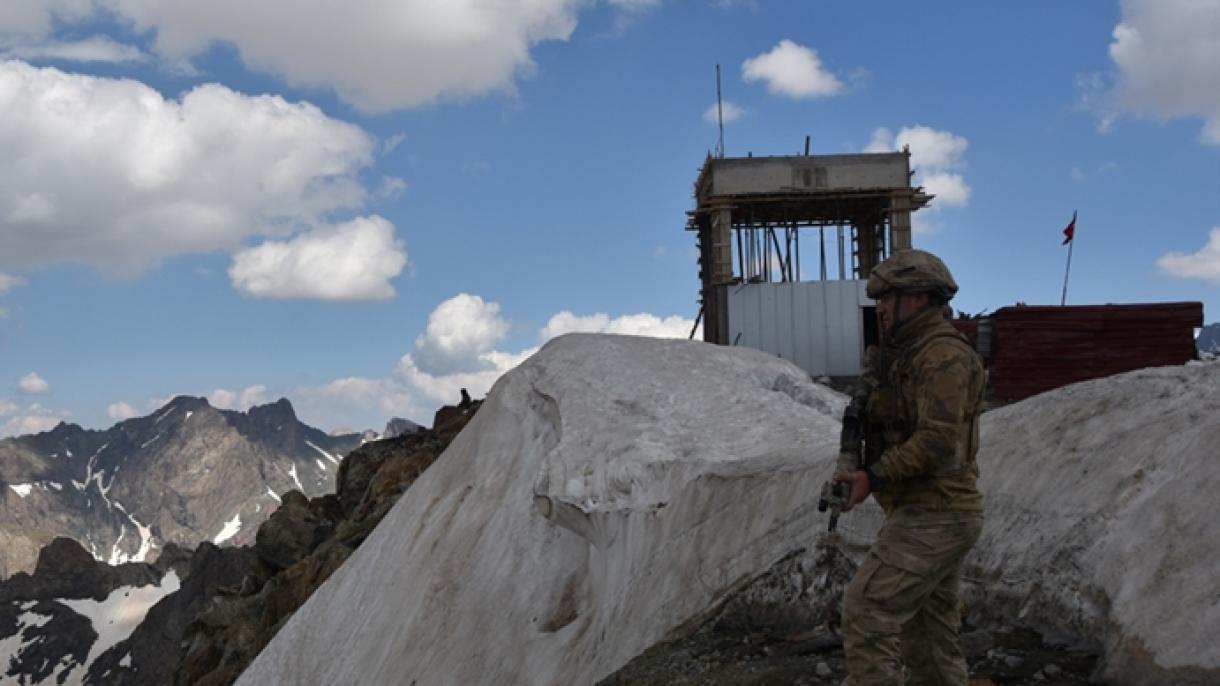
[1,1,585,112]
[208,385,270,411]
[412,293,511,375]
[1108,0,1220,145]
[229,216,407,301]
[291,296,696,431]
[17,372,49,394]
[107,401,140,420]
[0,61,375,277]
[865,125,972,226]
[540,311,698,341]
[703,100,744,125]
[741,39,842,99]
[1157,228,1220,284]
[0,399,69,437]
[1,36,146,63]
[0,272,22,295]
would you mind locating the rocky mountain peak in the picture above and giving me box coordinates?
[33,538,95,578]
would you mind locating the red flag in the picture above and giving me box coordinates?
[1062,211,1076,245]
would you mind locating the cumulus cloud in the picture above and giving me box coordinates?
[229,216,407,301]
[0,399,69,437]
[208,385,270,411]
[107,401,141,420]
[17,372,49,394]
[703,100,744,125]
[540,311,698,341]
[1157,228,1220,284]
[291,295,696,431]
[0,61,376,278]
[742,39,842,99]
[865,125,971,230]
[412,293,512,375]
[1107,0,1220,145]
[0,0,585,112]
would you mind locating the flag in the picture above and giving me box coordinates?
[1062,211,1076,245]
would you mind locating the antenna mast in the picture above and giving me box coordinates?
[715,64,725,158]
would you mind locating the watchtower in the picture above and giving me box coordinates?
[687,148,931,376]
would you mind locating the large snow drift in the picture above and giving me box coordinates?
[971,360,1220,683]
[238,334,846,685]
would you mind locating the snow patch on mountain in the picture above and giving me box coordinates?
[56,571,181,684]
[213,514,242,545]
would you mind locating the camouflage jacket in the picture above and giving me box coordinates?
[863,306,986,513]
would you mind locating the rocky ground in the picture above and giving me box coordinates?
[601,542,1104,686]
[601,620,1101,685]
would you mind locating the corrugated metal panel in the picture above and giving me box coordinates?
[726,281,870,377]
[992,302,1203,400]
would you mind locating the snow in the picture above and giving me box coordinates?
[119,652,131,667]
[316,459,328,472]
[237,337,1220,685]
[185,411,193,421]
[306,439,341,465]
[8,484,32,498]
[214,513,242,544]
[288,464,303,491]
[139,432,163,449]
[111,502,156,564]
[239,334,845,685]
[0,608,58,686]
[55,571,181,685]
[266,487,282,503]
[968,359,1220,679]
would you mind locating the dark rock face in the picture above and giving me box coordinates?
[0,396,362,578]
[0,539,191,685]
[169,403,477,686]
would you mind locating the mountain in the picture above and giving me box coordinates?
[382,417,423,438]
[1198,322,1220,355]
[0,399,477,685]
[0,396,361,579]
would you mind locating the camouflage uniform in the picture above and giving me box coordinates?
[840,252,986,686]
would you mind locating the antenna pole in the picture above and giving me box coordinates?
[716,64,725,158]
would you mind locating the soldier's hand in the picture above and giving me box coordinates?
[833,471,871,511]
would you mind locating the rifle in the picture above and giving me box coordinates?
[817,402,864,532]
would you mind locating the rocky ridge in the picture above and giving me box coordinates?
[0,397,478,685]
[0,396,362,578]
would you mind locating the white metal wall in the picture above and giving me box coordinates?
[726,280,871,377]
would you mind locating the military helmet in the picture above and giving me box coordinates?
[866,249,958,301]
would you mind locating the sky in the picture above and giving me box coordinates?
[0,0,1217,436]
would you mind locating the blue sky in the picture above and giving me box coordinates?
[1,0,1217,435]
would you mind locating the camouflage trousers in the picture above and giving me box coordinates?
[840,508,983,686]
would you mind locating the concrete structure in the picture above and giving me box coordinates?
[687,150,931,376]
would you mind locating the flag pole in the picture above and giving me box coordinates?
[1060,238,1074,306]
[1060,210,1076,306]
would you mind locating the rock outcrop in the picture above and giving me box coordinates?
[170,402,478,685]
[237,334,845,685]
[0,537,190,684]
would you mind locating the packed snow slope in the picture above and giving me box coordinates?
[971,359,1220,683]
[238,334,846,685]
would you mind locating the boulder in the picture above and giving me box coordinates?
[967,360,1220,684]
[238,334,845,685]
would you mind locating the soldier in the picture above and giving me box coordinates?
[834,249,986,685]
